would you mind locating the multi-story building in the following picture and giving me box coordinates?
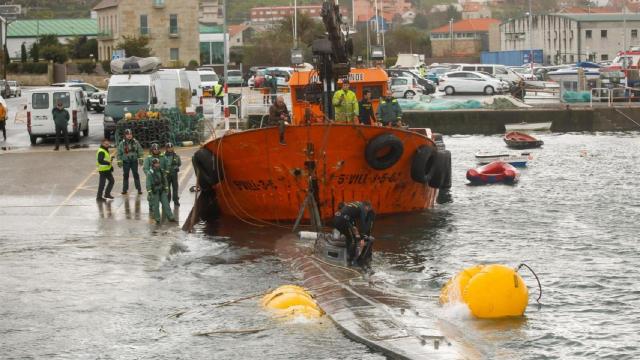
[353,0,412,24]
[250,5,323,24]
[93,0,199,66]
[499,13,640,64]
[430,18,500,58]
[200,0,222,25]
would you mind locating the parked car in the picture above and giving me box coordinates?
[0,80,10,98]
[508,66,537,80]
[225,70,244,87]
[245,66,267,85]
[451,64,521,84]
[386,68,435,94]
[6,81,21,97]
[248,68,267,88]
[437,71,509,95]
[89,91,107,112]
[263,67,293,87]
[389,76,424,98]
[27,87,90,145]
[197,69,219,96]
[426,67,450,85]
[51,82,102,109]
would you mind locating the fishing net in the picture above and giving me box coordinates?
[114,108,205,148]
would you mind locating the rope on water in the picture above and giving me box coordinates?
[517,263,542,304]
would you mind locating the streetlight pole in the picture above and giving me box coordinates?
[449,18,453,55]
[528,0,533,71]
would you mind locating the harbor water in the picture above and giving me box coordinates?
[1,132,639,359]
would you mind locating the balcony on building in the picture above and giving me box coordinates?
[169,26,180,38]
[140,27,151,37]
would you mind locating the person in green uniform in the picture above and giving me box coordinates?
[117,129,144,195]
[162,142,182,206]
[146,158,176,225]
[332,79,359,123]
[52,101,70,151]
[143,143,165,176]
[96,138,114,201]
[377,95,403,127]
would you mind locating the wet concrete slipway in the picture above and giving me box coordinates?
[2,112,640,358]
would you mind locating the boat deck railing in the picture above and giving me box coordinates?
[590,87,640,107]
[241,90,293,119]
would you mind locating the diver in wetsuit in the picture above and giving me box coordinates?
[333,201,375,267]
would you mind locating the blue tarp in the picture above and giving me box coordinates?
[562,91,591,103]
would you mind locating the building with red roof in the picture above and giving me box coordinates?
[430,18,500,58]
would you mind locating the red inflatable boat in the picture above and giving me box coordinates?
[466,161,519,184]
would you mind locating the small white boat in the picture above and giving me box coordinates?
[504,121,552,131]
[110,56,161,74]
[475,151,532,167]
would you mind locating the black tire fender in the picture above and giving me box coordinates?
[364,133,404,170]
[410,146,436,183]
[428,150,452,189]
[192,147,223,190]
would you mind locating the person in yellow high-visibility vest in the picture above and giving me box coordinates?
[332,79,359,123]
[96,138,115,201]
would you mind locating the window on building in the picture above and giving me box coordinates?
[633,29,638,39]
[140,15,148,35]
[601,54,608,61]
[170,48,179,61]
[169,14,178,34]
[153,0,165,6]
[601,30,607,38]
[570,55,574,63]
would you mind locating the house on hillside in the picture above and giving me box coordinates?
[462,3,491,19]
[430,18,500,58]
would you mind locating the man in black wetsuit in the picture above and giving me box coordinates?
[333,201,375,267]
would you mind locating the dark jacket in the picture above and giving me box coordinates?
[117,138,144,162]
[377,98,402,125]
[163,151,182,175]
[358,99,375,125]
[268,103,289,125]
[335,201,375,236]
[52,107,70,128]
[146,167,168,194]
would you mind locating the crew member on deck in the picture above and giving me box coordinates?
[333,201,375,267]
[268,95,290,145]
[332,79,359,123]
[377,95,403,127]
[358,89,376,125]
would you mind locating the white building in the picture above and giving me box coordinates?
[500,13,640,64]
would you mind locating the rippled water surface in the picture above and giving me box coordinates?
[1,133,639,359]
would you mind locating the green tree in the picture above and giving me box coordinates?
[115,36,152,57]
[41,45,69,63]
[38,34,61,48]
[413,13,429,30]
[446,5,461,22]
[30,42,40,62]
[67,36,98,59]
[21,43,28,63]
[384,26,430,58]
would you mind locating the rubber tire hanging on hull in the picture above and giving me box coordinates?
[192,147,223,191]
[410,145,436,184]
[428,150,452,189]
[365,133,404,170]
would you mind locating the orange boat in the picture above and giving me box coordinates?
[188,2,451,227]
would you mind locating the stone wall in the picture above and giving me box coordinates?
[7,73,51,86]
[403,107,640,134]
[431,39,481,58]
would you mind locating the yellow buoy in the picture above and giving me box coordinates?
[440,264,529,319]
[262,285,323,318]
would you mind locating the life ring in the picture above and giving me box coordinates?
[365,133,404,170]
[192,147,223,190]
[428,150,452,189]
[410,146,436,183]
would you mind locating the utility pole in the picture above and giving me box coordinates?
[528,0,533,71]
[222,0,228,126]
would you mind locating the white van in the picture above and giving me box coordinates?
[103,72,160,138]
[454,64,522,84]
[27,87,90,145]
[156,69,193,109]
[197,69,219,92]
[185,70,203,109]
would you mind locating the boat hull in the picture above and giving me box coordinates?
[203,124,440,222]
[504,131,544,149]
[466,161,519,185]
[504,122,552,132]
[475,152,531,167]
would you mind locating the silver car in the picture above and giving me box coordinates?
[8,81,21,97]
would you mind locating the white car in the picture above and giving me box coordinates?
[389,76,424,98]
[8,81,21,97]
[438,71,509,96]
[89,91,107,112]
